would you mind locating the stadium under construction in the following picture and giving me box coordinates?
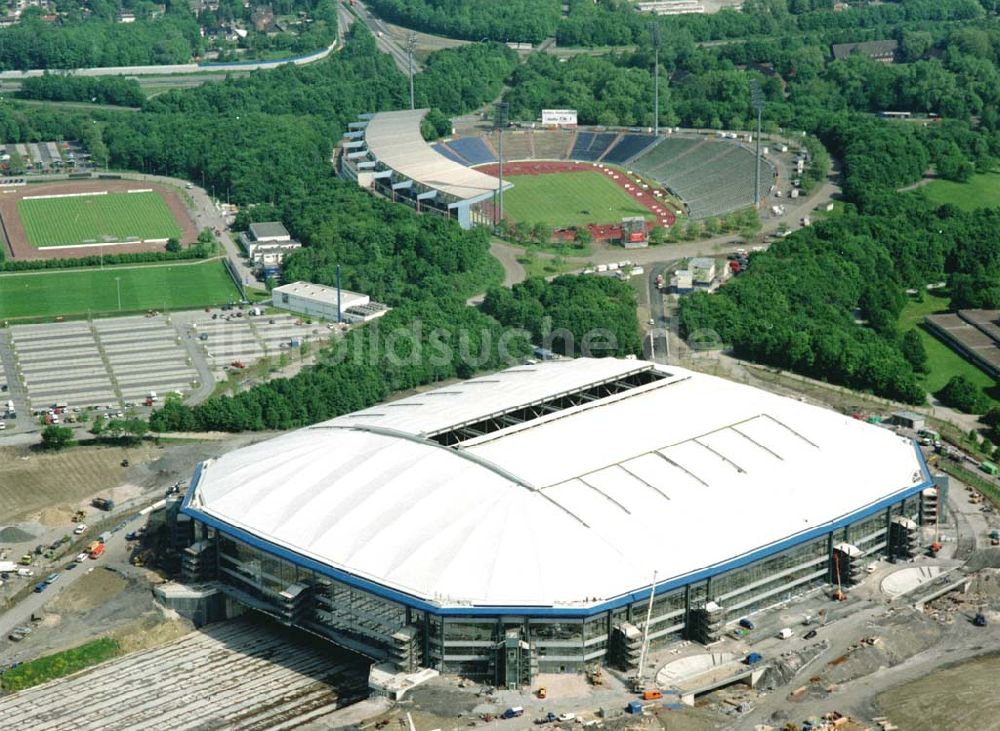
[173,358,934,688]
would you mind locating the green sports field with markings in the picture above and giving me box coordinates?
[502,172,654,228]
[18,191,182,248]
[0,260,240,319]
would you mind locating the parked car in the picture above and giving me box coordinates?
[73,523,87,535]
[45,573,58,584]
[804,629,818,640]
[33,582,47,593]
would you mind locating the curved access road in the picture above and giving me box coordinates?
[0,40,338,80]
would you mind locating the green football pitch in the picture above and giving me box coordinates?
[0,260,240,320]
[501,172,654,228]
[18,191,183,248]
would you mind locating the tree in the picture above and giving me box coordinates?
[936,375,989,414]
[90,414,107,436]
[900,329,928,373]
[41,425,74,450]
[165,237,182,253]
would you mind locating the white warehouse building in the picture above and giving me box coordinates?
[271,281,390,323]
[176,359,931,688]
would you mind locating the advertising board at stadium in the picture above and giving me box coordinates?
[542,109,578,126]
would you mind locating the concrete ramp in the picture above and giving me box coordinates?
[655,652,736,687]
[881,566,945,598]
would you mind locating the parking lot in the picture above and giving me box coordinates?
[7,315,200,415]
[0,308,333,434]
[173,308,330,377]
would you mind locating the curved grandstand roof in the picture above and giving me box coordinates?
[185,359,929,612]
[364,109,508,202]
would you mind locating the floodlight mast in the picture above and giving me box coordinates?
[750,79,765,209]
[650,23,661,135]
[406,33,417,110]
[494,102,509,229]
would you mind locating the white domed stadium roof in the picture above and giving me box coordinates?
[184,359,929,611]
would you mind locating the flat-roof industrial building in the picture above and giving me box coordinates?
[176,359,931,688]
[271,281,390,323]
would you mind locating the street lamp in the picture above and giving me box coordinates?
[750,79,765,209]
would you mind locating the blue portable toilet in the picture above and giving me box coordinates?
[627,701,643,715]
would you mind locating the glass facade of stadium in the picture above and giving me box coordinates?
[180,491,926,688]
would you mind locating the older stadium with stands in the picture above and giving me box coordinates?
[339,109,776,229]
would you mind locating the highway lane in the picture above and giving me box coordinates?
[351,0,423,74]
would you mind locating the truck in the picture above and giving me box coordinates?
[777,627,793,640]
[89,543,105,559]
[744,652,763,665]
[98,531,112,544]
[0,560,15,574]
[92,497,115,511]
[501,707,524,719]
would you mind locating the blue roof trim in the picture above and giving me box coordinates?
[181,440,932,618]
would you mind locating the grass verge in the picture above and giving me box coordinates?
[1,637,120,691]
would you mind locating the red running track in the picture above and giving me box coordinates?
[475,161,677,242]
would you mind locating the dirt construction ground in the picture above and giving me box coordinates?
[876,653,1000,729]
[0,179,197,261]
[0,443,158,524]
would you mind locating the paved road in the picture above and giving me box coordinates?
[352,0,423,74]
[0,42,338,80]
[0,328,30,436]
[0,510,144,646]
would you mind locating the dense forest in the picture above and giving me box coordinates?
[362,0,989,49]
[17,75,145,107]
[482,276,643,359]
[365,0,560,44]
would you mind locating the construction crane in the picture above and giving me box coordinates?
[930,483,942,556]
[630,571,657,692]
[832,552,846,602]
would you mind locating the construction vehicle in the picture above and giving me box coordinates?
[536,687,546,699]
[627,571,657,694]
[929,541,942,557]
[641,689,663,701]
[586,665,603,686]
[92,497,115,511]
[832,552,846,601]
[974,612,988,627]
